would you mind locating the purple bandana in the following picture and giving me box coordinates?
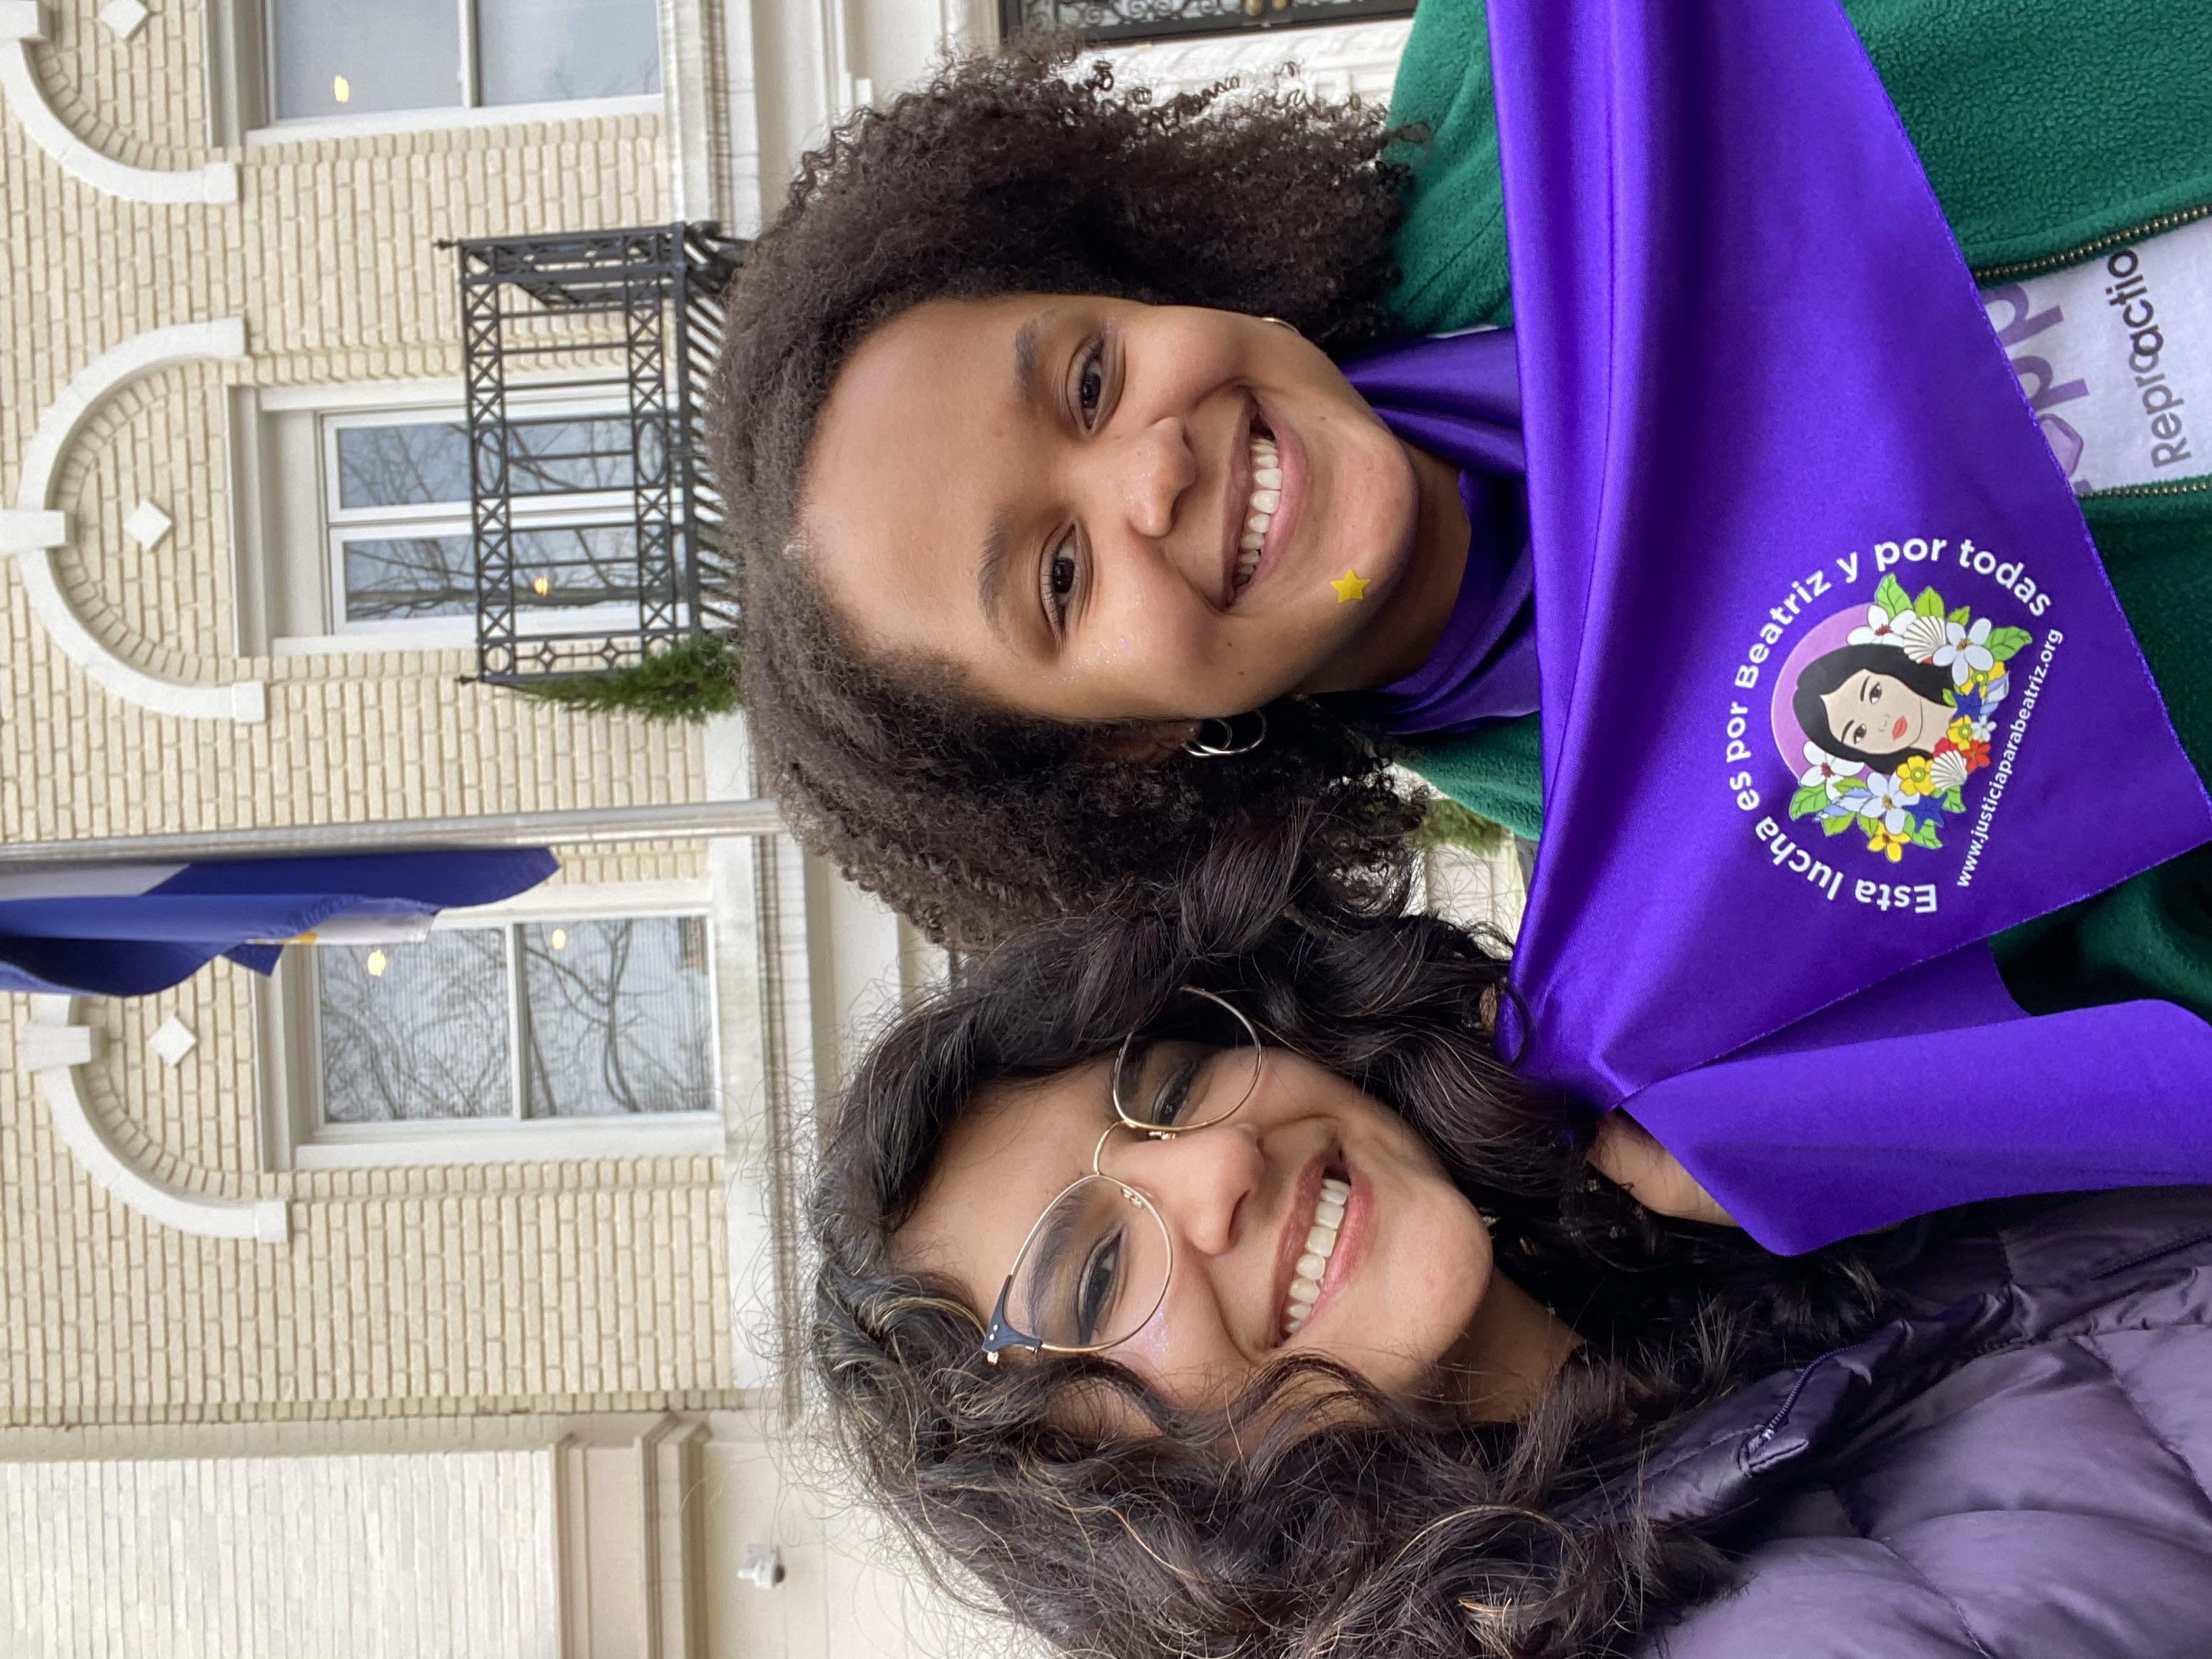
[1490,0,2212,1249]
[1339,330,1542,735]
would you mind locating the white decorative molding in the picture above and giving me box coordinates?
[95,0,147,39]
[21,996,292,1244]
[556,1415,709,1659]
[0,507,67,552]
[148,1014,198,1064]
[122,496,172,548]
[4,318,267,723]
[0,1,239,203]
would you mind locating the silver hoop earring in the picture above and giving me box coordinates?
[1259,315,1299,334]
[1185,710,1267,758]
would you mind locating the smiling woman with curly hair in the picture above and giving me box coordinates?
[710,0,2212,968]
[711,40,1428,945]
[809,820,2212,1659]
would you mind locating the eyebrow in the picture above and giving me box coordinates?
[977,517,1016,638]
[976,313,1053,638]
[1014,313,1045,410]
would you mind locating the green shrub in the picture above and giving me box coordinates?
[499,632,741,724]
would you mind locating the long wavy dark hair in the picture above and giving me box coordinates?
[1792,643,1958,766]
[810,813,1898,1659]
[709,41,1428,947]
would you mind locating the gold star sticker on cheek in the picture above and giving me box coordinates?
[1329,567,1370,604]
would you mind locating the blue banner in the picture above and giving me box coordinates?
[0,849,558,998]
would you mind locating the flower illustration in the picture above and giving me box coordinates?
[1847,604,1911,647]
[1799,741,1865,789]
[1933,616,1996,686]
[1867,824,1912,860]
[1840,771,1913,836]
[1893,612,1950,662]
[1789,584,2024,865]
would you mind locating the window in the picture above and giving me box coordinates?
[269,0,660,121]
[318,915,714,1121]
[325,409,649,638]
[228,384,650,655]
[255,890,724,1165]
[202,0,663,143]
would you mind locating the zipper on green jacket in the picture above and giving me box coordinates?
[2082,475,2212,501]
[1972,200,2212,500]
[1970,201,2212,284]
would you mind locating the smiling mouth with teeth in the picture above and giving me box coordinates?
[1283,1173,1350,1338]
[1236,425,1282,591]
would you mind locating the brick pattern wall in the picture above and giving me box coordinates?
[1,1447,562,1658]
[27,0,211,168]
[4,1001,734,1424]
[2,4,740,1433]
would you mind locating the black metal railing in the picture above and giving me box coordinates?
[1000,0,1411,47]
[456,223,745,683]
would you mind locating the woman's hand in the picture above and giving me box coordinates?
[1588,1112,1739,1228]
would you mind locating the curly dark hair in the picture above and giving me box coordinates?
[810,814,1902,1659]
[709,41,1429,946]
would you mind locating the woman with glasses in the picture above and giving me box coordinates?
[812,828,2212,1658]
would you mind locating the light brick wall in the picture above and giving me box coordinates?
[27,0,211,169]
[4,1016,735,1423]
[1,1446,563,1658]
[3,2,739,1433]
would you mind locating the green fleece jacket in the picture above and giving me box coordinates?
[1386,0,2212,1017]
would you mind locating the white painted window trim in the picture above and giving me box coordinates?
[229,378,647,657]
[245,92,663,145]
[255,879,723,1168]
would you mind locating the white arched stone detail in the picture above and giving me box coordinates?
[0,1,239,203]
[19,996,292,1244]
[0,318,267,722]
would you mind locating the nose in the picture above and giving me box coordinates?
[1106,1120,1261,1258]
[1097,415,1196,542]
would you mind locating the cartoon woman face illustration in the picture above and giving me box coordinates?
[1792,644,1958,765]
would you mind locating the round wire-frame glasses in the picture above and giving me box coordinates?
[980,988,1264,1363]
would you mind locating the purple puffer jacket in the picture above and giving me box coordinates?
[1635,1187,2212,1658]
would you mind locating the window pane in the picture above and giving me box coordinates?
[516,918,713,1117]
[319,931,514,1122]
[478,0,660,105]
[271,0,463,119]
[511,525,643,607]
[509,418,643,495]
[336,423,471,511]
[340,526,650,623]
[342,535,474,622]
